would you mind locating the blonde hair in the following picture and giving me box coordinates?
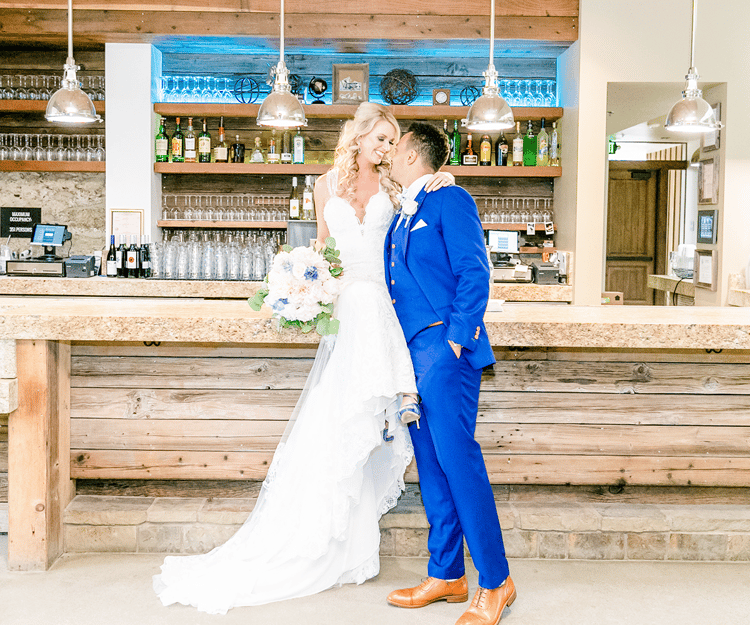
[332,102,401,209]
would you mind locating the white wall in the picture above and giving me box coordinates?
[573,0,749,305]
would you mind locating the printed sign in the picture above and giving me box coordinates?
[0,207,41,238]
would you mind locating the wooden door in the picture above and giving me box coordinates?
[606,168,657,305]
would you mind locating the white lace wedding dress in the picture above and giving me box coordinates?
[153,174,416,615]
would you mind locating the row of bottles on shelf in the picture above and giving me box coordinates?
[444,118,559,167]
[156,116,305,164]
[105,234,152,278]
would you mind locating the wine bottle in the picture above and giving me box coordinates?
[170,117,184,163]
[139,234,151,278]
[302,175,315,220]
[450,120,461,166]
[292,128,305,164]
[523,120,537,167]
[497,132,509,166]
[443,119,453,157]
[479,134,492,166]
[213,116,229,163]
[230,135,245,163]
[536,117,549,166]
[126,235,140,278]
[154,117,169,163]
[116,234,128,277]
[106,235,118,277]
[550,121,560,166]
[512,121,523,166]
[267,130,280,164]
[289,176,300,220]
[250,136,265,163]
[184,117,197,162]
[281,129,292,164]
[198,118,212,163]
[462,133,478,166]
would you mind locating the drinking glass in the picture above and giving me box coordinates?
[0,134,9,160]
[95,134,106,161]
[228,244,241,280]
[201,76,215,102]
[217,77,232,103]
[45,133,57,161]
[163,240,177,279]
[21,134,33,161]
[150,242,162,279]
[1,75,14,99]
[95,76,106,101]
[188,239,202,279]
[33,134,45,161]
[85,135,96,161]
[16,75,30,100]
[75,135,86,161]
[201,241,215,280]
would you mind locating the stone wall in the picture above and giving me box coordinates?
[0,173,106,257]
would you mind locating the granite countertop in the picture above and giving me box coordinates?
[0,297,748,349]
[0,276,572,303]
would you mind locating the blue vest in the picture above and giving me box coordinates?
[388,213,441,342]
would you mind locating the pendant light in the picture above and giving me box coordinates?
[45,0,101,124]
[664,0,722,133]
[256,0,307,128]
[463,0,514,132]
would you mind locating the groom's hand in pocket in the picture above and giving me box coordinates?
[448,340,462,359]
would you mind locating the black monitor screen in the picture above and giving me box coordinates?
[31,224,67,246]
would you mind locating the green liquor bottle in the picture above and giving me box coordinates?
[522,120,537,167]
[450,120,461,166]
[170,117,184,163]
[198,118,212,163]
[154,117,169,163]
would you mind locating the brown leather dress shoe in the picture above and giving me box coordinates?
[455,576,517,625]
[387,576,469,608]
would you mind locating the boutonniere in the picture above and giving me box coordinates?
[401,198,418,216]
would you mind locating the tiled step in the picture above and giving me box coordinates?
[62,492,750,561]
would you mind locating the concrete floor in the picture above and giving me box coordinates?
[2,534,750,625]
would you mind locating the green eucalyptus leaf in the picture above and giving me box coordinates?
[327,318,340,335]
[281,244,293,253]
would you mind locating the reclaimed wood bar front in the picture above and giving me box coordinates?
[1,297,749,570]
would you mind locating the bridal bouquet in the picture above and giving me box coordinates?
[248,237,343,336]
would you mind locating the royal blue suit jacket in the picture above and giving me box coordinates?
[385,185,496,371]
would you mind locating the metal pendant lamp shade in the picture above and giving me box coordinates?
[664,0,723,133]
[45,0,101,124]
[256,0,307,128]
[463,0,514,132]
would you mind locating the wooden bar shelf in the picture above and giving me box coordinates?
[482,223,557,231]
[157,220,288,229]
[0,160,105,172]
[153,103,562,122]
[0,100,105,113]
[155,162,331,174]
[445,166,561,177]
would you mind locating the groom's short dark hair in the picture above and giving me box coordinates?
[406,122,449,172]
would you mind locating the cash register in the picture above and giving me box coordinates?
[5,223,71,277]
[487,230,533,283]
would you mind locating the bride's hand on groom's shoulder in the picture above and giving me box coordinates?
[424,170,455,192]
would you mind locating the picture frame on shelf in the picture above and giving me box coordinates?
[696,209,718,245]
[700,103,721,152]
[111,209,143,240]
[694,248,718,291]
[332,64,369,105]
[697,156,719,205]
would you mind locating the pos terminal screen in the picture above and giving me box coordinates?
[31,224,67,246]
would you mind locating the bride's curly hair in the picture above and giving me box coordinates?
[332,102,401,209]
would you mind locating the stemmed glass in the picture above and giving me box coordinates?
[21,134,33,161]
[33,134,45,161]
[201,76,215,103]
[190,76,202,102]
[95,135,105,161]
[0,134,9,160]
[56,134,68,161]
[45,133,57,161]
[0,76,13,99]
[217,77,232,103]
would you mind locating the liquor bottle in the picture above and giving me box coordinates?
[461,133,478,166]
[479,134,492,166]
[289,176,301,220]
[105,235,118,277]
[198,118,212,163]
[292,128,305,164]
[139,234,151,278]
[213,116,229,163]
[250,136,265,163]
[230,135,245,163]
[154,117,169,163]
[184,117,197,162]
[280,129,292,164]
[522,120,537,167]
[536,117,549,166]
[496,132,509,166]
[267,130,280,164]
[512,121,523,166]
[116,234,128,277]
[302,175,315,220]
[126,235,140,278]
[443,119,453,156]
[170,117,184,163]
[450,120,461,166]
[550,121,560,166]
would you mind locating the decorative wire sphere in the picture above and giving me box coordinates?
[460,86,482,106]
[233,77,260,104]
[380,69,418,105]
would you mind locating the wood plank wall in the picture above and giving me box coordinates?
[0,2,579,45]
[68,342,750,489]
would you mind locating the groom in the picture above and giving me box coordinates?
[384,123,515,625]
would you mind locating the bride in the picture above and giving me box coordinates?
[153,102,453,614]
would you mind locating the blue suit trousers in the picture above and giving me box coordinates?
[407,324,510,589]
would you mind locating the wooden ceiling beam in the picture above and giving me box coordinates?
[0,10,578,44]
[0,1,579,18]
